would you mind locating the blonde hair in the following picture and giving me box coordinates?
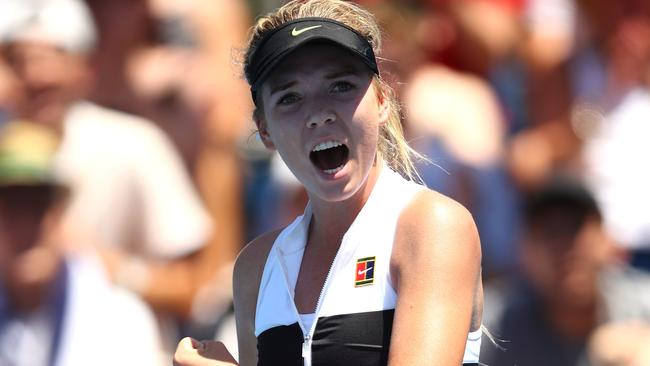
[243,0,425,181]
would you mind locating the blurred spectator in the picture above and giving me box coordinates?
[579,85,650,325]
[577,1,650,249]
[480,178,620,366]
[507,0,650,190]
[450,0,522,76]
[506,0,580,189]
[582,87,650,263]
[0,0,219,354]
[0,121,162,366]
[523,0,577,70]
[83,0,252,165]
[571,1,650,325]
[367,1,519,276]
[403,65,520,277]
[83,0,251,337]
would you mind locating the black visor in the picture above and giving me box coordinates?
[246,17,379,103]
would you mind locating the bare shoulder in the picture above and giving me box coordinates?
[398,189,480,245]
[392,189,481,280]
[233,228,283,295]
[233,228,284,366]
[233,228,283,324]
[235,230,281,274]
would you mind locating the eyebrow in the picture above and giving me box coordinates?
[268,65,362,96]
[269,80,297,97]
[324,67,359,79]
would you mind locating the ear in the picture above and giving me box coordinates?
[377,90,390,126]
[255,115,276,150]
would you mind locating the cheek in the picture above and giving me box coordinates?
[358,123,380,153]
[350,107,382,149]
[263,105,310,140]
[265,123,303,163]
[522,245,554,288]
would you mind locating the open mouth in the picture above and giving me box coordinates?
[310,140,349,174]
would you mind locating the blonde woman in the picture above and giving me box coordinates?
[174,1,483,365]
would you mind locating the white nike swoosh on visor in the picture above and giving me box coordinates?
[291,25,322,36]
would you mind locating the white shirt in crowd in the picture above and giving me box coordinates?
[583,88,650,250]
[54,101,212,259]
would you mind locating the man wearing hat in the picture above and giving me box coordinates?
[0,0,215,347]
[0,121,162,365]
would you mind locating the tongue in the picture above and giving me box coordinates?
[311,145,349,170]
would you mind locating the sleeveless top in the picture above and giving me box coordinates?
[255,167,482,366]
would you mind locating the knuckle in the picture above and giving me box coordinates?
[173,348,190,364]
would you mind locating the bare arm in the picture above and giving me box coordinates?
[233,230,280,366]
[388,190,482,366]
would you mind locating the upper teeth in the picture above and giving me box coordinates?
[312,140,343,152]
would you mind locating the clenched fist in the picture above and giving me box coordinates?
[173,337,238,366]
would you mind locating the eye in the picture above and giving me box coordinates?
[331,81,355,93]
[277,92,300,106]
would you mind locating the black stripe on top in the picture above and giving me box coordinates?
[257,309,478,366]
[257,322,303,366]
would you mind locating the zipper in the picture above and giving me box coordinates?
[303,255,339,365]
[302,334,312,366]
[276,238,344,366]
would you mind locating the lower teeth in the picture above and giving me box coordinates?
[323,165,344,174]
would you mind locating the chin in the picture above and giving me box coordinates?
[306,180,356,203]
[319,185,358,203]
[308,168,371,203]
[30,103,67,126]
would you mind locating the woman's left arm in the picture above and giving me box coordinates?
[389,190,482,366]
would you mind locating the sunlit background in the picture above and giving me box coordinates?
[1,0,649,365]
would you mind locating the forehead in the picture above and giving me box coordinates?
[0,185,56,211]
[4,42,69,64]
[263,43,372,85]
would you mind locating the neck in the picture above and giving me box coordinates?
[8,275,58,315]
[546,300,599,341]
[308,160,384,249]
[6,255,65,314]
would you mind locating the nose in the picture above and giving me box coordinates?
[21,60,59,91]
[305,108,336,129]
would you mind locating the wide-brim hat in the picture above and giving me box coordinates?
[0,0,97,54]
[0,121,62,188]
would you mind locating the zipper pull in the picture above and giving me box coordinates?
[302,335,311,358]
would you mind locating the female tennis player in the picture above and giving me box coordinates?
[174,1,483,365]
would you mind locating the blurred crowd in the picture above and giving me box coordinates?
[0,0,649,365]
